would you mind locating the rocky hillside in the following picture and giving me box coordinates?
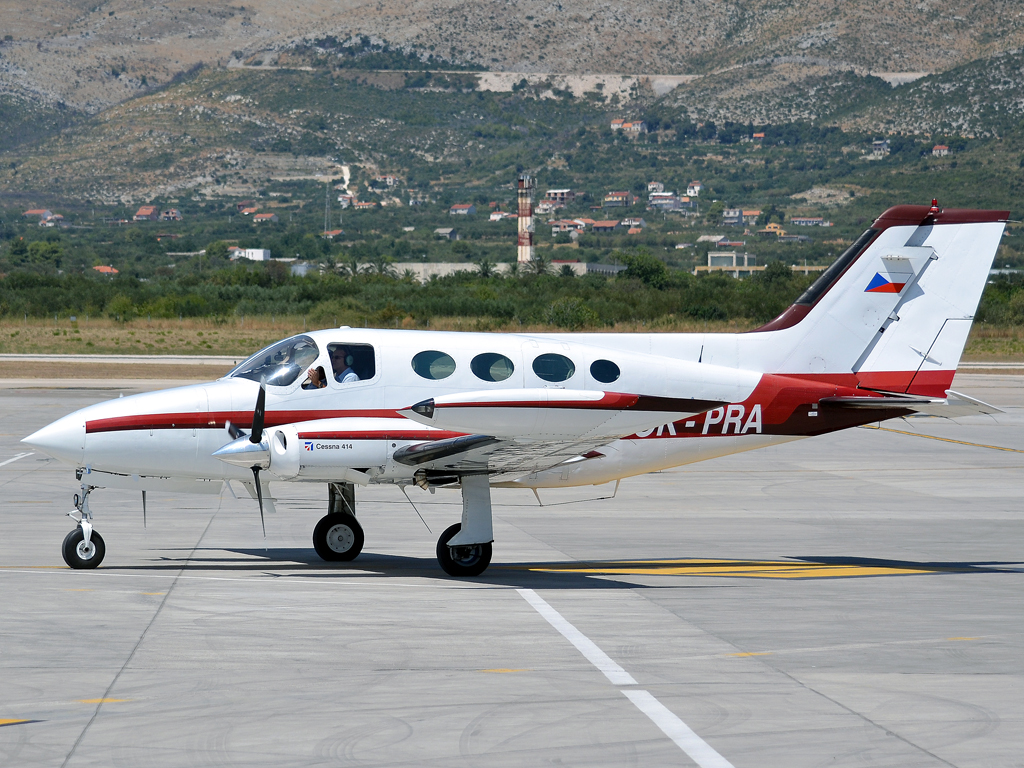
[3,0,1024,117]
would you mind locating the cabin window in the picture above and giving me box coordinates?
[590,359,620,383]
[533,353,575,382]
[470,352,515,382]
[412,350,456,380]
[229,335,319,387]
[327,343,375,384]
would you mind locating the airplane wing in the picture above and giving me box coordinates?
[393,388,723,483]
[820,390,1001,418]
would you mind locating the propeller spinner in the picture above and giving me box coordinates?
[213,378,270,537]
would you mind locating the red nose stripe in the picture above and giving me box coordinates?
[85,409,404,434]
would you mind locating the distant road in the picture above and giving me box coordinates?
[0,354,242,366]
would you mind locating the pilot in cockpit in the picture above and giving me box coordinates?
[307,345,360,388]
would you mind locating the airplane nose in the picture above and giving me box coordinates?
[22,413,86,465]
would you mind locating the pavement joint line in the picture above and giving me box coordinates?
[860,424,1024,453]
[517,588,735,768]
[0,451,33,467]
[59,509,220,768]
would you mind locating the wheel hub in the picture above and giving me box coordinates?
[326,523,355,553]
[76,540,96,560]
[449,544,482,566]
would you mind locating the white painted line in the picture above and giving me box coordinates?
[0,452,33,468]
[623,689,735,768]
[517,588,636,685]
[518,588,736,766]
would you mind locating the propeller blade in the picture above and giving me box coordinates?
[251,466,267,540]
[226,420,245,440]
[251,378,267,444]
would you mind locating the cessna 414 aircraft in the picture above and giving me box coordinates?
[23,203,1007,576]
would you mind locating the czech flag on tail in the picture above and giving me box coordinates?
[865,272,906,293]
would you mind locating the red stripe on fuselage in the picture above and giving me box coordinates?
[85,408,403,434]
[298,430,467,441]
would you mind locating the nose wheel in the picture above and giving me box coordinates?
[62,527,105,569]
[63,484,105,569]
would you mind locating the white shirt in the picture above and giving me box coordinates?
[337,367,359,384]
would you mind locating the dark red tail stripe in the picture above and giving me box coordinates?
[86,408,403,434]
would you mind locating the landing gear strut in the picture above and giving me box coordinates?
[63,484,105,569]
[436,474,493,577]
[312,482,364,561]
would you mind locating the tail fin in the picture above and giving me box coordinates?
[753,204,1008,396]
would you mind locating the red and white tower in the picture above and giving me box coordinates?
[517,173,535,263]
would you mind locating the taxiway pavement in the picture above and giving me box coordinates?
[1,374,1021,767]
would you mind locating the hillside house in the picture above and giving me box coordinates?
[551,219,587,235]
[722,209,742,226]
[233,248,271,261]
[752,132,765,142]
[336,195,354,208]
[610,119,647,134]
[434,227,459,240]
[791,216,828,226]
[240,207,258,216]
[871,139,890,157]
[686,182,704,197]
[648,192,681,211]
[38,214,65,228]
[23,209,53,220]
[374,174,401,187]
[603,191,634,208]
[647,181,664,193]
[758,222,787,236]
[449,203,476,216]
[253,213,279,223]
[592,220,621,233]
[353,201,377,211]
[236,200,254,211]
[489,211,515,221]
[92,265,119,274]
[932,144,949,157]
[133,206,159,221]
[160,209,182,221]
[535,201,558,215]
[697,235,728,245]
[322,229,345,239]
[544,189,574,206]
[742,210,761,225]
[621,218,646,229]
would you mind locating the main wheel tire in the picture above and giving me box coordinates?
[436,523,492,577]
[62,528,105,569]
[312,512,364,562]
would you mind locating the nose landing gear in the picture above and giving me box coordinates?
[63,484,105,569]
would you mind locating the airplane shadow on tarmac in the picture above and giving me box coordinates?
[100,548,1024,589]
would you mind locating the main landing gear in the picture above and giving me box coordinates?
[312,482,364,561]
[63,484,105,569]
[312,476,496,577]
[435,473,493,578]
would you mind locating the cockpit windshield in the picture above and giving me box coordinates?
[228,335,320,387]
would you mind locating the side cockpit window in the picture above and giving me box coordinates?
[229,335,319,388]
[327,343,375,384]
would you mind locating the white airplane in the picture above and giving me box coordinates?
[24,202,1007,576]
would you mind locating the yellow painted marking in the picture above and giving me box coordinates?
[729,652,772,657]
[480,668,529,673]
[0,719,32,727]
[862,425,1024,453]
[517,559,943,579]
[947,637,979,641]
[78,699,129,704]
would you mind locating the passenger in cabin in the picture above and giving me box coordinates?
[307,346,360,387]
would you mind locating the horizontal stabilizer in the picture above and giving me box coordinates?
[821,390,1000,418]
